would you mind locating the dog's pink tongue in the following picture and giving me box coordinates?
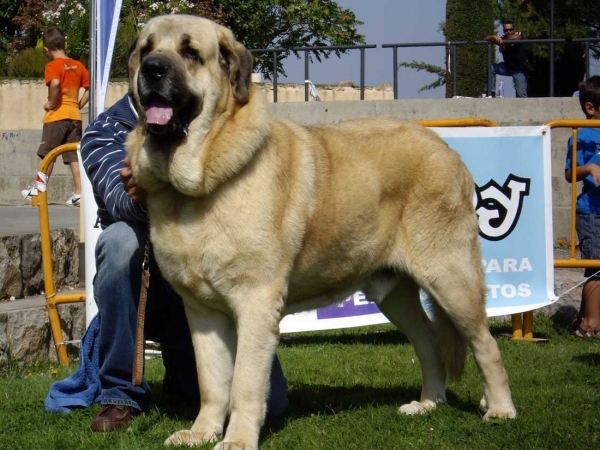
[145,105,173,125]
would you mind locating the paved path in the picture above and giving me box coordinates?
[0,203,80,237]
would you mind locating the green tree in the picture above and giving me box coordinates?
[5,1,364,81]
[111,0,227,78]
[444,0,495,97]
[4,1,46,55]
[0,0,21,49]
[401,0,600,97]
[5,1,89,64]
[213,0,365,79]
[0,0,22,75]
[42,0,90,64]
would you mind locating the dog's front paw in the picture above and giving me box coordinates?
[479,396,517,420]
[399,400,438,415]
[165,429,219,447]
[482,406,517,421]
[479,396,488,414]
[213,441,257,450]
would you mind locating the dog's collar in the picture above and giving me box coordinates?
[128,96,139,121]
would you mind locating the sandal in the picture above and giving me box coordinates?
[570,318,600,339]
[571,324,594,339]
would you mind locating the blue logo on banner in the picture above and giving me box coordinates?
[316,292,381,319]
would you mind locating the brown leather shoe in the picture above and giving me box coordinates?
[90,405,140,432]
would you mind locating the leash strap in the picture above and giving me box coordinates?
[132,238,151,386]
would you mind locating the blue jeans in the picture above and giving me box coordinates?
[576,213,600,278]
[94,220,288,416]
[492,62,528,98]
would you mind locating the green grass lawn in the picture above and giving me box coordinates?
[1,314,599,450]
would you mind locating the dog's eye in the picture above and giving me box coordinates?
[140,34,154,59]
[183,47,202,63]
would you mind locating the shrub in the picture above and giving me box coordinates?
[7,47,47,78]
[0,51,8,76]
[445,0,496,98]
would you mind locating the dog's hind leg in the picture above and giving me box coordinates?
[413,244,517,420]
[165,300,236,447]
[377,274,448,415]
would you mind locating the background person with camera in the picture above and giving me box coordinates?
[484,20,532,98]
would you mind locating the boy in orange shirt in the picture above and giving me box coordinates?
[22,27,89,206]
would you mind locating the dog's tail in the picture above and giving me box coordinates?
[426,301,467,379]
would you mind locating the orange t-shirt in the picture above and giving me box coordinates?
[43,57,90,123]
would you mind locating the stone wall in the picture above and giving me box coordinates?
[0,299,84,365]
[0,227,83,365]
[0,229,79,300]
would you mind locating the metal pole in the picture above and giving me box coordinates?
[89,0,97,121]
[392,46,398,100]
[452,44,458,97]
[272,51,278,103]
[585,42,590,79]
[550,0,555,97]
[360,48,365,100]
[304,50,309,102]
[487,42,493,97]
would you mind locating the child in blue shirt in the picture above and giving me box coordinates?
[565,75,600,338]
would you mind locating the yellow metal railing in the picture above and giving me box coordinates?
[510,120,600,341]
[34,142,86,366]
[546,119,600,269]
[416,118,499,128]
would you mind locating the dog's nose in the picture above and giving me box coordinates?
[141,56,169,83]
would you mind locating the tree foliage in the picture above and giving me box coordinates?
[497,0,600,96]
[1,0,365,81]
[401,0,600,97]
[444,0,495,98]
[397,61,447,93]
[213,0,365,79]
[498,0,600,58]
[110,0,227,78]
[0,0,21,47]
[1,0,89,74]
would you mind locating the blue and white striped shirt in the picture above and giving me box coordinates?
[80,95,147,228]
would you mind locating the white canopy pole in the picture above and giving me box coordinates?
[83,0,123,326]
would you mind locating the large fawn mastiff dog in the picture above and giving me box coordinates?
[127,14,516,449]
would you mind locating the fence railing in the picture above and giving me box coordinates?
[250,45,376,102]
[382,41,468,99]
[252,38,599,102]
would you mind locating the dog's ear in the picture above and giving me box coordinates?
[127,37,139,97]
[218,33,254,104]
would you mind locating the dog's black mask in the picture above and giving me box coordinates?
[138,55,200,141]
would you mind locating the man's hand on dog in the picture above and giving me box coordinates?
[121,157,148,206]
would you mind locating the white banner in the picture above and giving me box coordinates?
[279,126,557,333]
[82,125,557,330]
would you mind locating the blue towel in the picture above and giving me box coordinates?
[45,314,103,412]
